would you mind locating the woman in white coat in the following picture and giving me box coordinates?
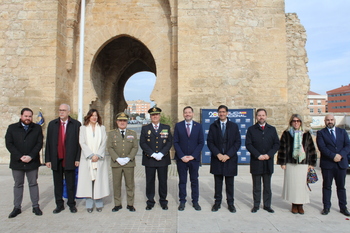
[76,109,109,212]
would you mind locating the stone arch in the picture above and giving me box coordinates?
[90,35,156,128]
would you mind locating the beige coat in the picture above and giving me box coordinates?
[76,125,110,199]
[107,129,138,168]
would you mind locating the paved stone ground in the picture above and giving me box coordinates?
[1,155,350,233]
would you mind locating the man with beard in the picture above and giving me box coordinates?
[5,108,44,218]
[45,104,81,214]
[317,114,350,216]
[174,106,204,211]
[245,109,280,213]
[207,105,241,213]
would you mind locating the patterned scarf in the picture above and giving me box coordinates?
[289,127,306,163]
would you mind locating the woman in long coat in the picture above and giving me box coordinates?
[76,109,109,212]
[277,114,317,214]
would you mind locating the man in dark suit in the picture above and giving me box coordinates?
[140,107,172,210]
[316,114,350,216]
[174,106,204,211]
[245,109,280,213]
[207,105,241,213]
[45,104,81,214]
[5,108,44,218]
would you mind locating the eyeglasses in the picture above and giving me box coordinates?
[292,120,301,123]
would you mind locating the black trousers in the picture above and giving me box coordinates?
[53,160,76,208]
[322,167,347,210]
[214,175,234,205]
[252,173,272,208]
[145,166,168,206]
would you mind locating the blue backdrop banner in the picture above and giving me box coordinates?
[200,108,254,164]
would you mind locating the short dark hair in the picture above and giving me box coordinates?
[183,106,193,112]
[255,108,267,117]
[83,109,102,126]
[217,105,228,112]
[21,108,33,115]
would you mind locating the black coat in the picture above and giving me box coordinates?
[140,123,172,167]
[245,123,280,175]
[207,119,241,176]
[45,117,81,170]
[5,121,43,170]
[277,130,317,166]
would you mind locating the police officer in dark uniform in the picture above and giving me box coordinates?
[140,107,172,210]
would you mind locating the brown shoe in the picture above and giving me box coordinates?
[291,203,298,214]
[297,204,304,215]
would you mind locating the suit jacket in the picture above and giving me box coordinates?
[5,121,43,170]
[245,123,280,175]
[45,117,81,170]
[107,128,138,168]
[140,123,172,167]
[207,119,241,176]
[173,120,204,162]
[316,127,350,170]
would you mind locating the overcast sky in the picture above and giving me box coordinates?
[124,1,350,102]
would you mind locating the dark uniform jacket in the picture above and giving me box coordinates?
[277,130,317,166]
[207,119,241,177]
[5,121,43,170]
[45,117,81,170]
[140,123,172,167]
[245,123,280,175]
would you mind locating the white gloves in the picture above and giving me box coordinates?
[116,157,131,166]
[151,152,164,161]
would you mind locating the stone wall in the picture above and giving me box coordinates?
[0,0,311,163]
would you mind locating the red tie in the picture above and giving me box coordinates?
[58,122,66,166]
[261,125,265,130]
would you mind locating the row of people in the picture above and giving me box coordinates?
[5,104,350,218]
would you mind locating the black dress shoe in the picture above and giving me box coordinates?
[228,205,236,213]
[340,209,350,216]
[161,204,168,210]
[145,204,153,210]
[127,205,136,212]
[193,203,201,211]
[70,207,77,213]
[321,208,330,215]
[87,208,93,213]
[211,204,221,212]
[96,207,103,212]
[263,207,275,213]
[8,208,21,218]
[178,203,185,211]
[251,207,259,213]
[53,206,65,214]
[112,205,122,212]
[32,207,43,216]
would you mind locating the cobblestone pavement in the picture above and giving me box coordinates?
[1,155,350,232]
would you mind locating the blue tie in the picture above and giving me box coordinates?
[222,123,225,137]
[330,129,336,143]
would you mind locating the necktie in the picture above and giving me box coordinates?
[59,122,66,147]
[330,129,336,143]
[154,125,158,133]
[222,123,225,137]
[261,125,265,130]
[24,125,29,131]
[121,130,125,139]
[186,123,191,137]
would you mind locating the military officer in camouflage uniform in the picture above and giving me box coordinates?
[107,112,138,212]
[140,107,172,210]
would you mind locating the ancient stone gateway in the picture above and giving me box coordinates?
[0,0,309,162]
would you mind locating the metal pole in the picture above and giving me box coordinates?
[78,0,86,123]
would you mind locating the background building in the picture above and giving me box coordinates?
[327,84,350,113]
[126,100,151,119]
[308,91,327,114]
